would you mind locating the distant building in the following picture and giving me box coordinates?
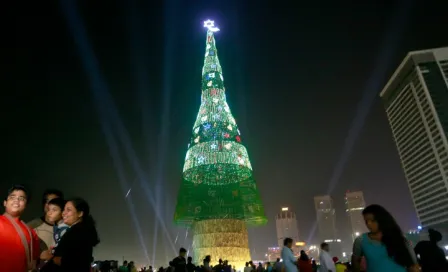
[275,207,300,248]
[266,247,281,261]
[345,191,368,241]
[314,196,337,241]
[314,195,342,258]
[379,47,448,240]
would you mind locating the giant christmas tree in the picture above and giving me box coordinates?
[174,21,267,269]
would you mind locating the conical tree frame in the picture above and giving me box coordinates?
[174,27,267,228]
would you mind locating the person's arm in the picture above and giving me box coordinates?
[404,239,420,272]
[288,249,296,264]
[324,254,334,272]
[31,229,40,269]
[319,254,327,271]
[351,236,363,272]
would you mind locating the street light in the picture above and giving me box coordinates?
[265,253,271,262]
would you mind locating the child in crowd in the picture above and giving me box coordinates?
[39,198,69,271]
[46,197,69,251]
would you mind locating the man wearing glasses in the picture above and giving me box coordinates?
[0,184,40,271]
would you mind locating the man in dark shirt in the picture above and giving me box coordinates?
[172,247,187,272]
[186,256,197,272]
[414,229,448,272]
[214,259,224,272]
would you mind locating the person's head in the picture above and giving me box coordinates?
[63,197,100,246]
[42,189,64,213]
[219,259,223,264]
[428,228,442,243]
[332,257,339,264]
[299,250,309,261]
[179,247,187,257]
[3,184,29,218]
[46,197,66,224]
[362,204,402,234]
[123,261,128,266]
[245,262,249,267]
[362,204,413,267]
[283,237,293,248]
[276,258,280,262]
[320,242,329,252]
[188,256,192,263]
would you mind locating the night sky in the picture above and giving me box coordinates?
[6,0,448,267]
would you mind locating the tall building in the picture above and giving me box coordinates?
[173,20,266,270]
[345,191,368,241]
[314,195,342,257]
[379,47,448,234]
[275,207,300,248]
[314,196,337,241]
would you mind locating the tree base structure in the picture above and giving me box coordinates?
[192,219,251,271]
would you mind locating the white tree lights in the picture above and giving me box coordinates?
[204,20,220,32]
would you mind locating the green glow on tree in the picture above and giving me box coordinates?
[174,22,266,227]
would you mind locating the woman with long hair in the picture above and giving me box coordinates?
[42,197,100,272]
[351,204,419,272]
[297,250,312,272]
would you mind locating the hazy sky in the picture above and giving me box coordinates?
[6,0,448,267]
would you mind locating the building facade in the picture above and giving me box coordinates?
[314,195,342,258]
[379,47,448,236]
[275,207,300,248]
[345,191,368,241]
[314,196,337,241]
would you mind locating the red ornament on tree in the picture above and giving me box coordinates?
[235,135,241,142]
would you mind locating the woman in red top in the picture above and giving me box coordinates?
[298,250,313,272]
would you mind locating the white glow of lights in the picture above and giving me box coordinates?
[281,207,289,211]
[125,188,131,198]
[203,19,220,32]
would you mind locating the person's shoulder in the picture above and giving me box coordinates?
[0,215,9,230]
[415,240,429,247]
[353,234,365,244]
[27,217,43,229]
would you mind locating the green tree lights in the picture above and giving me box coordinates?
[174,22,266,228]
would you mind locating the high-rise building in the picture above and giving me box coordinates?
[379,47,448,234]
[275,207,300,248]
[345,191,368,241]
[314,195,342,258]
[314,196,337,241]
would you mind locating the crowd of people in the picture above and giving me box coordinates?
[0,184,99,272]
[279,204,447,272]
[1,185,448,272]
